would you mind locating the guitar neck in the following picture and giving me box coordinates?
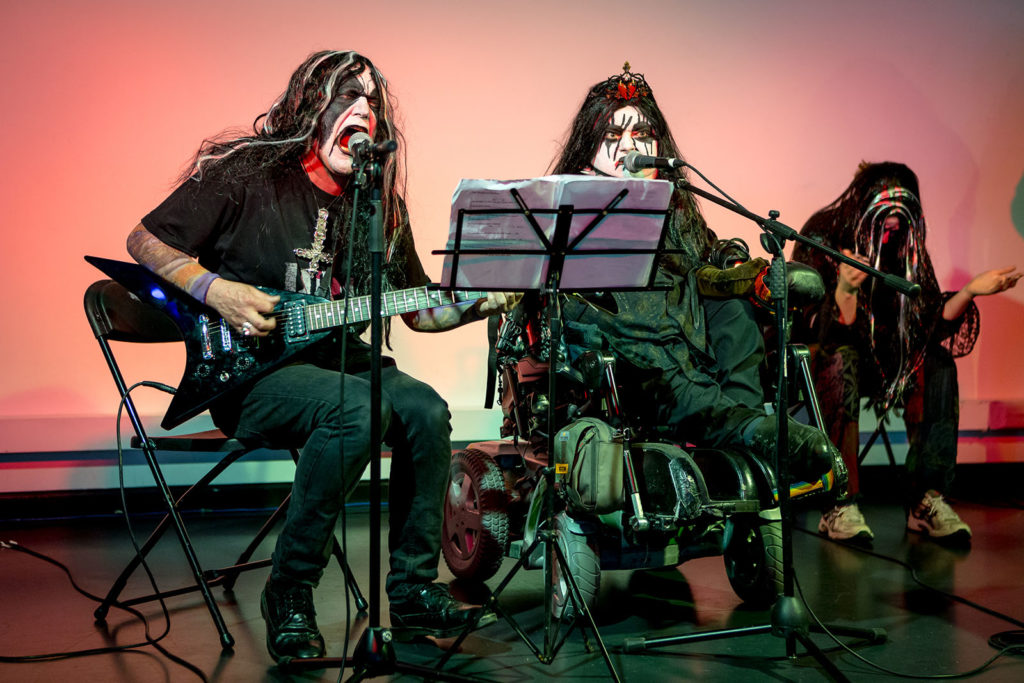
[305,287,486,332]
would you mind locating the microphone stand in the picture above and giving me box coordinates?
[620,172,893,681]
[354,143,391,675]
[284,149,483,683]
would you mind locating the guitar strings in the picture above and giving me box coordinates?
[205,288,482,343]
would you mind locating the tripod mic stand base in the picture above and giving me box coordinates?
[282,625,491,682]
[352,626,397,674]
[620,601,885,682]
[770,594,810,639]
[279,626,397,676]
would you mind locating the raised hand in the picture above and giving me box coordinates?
[837,249,870,293]
[965,266,1022,297]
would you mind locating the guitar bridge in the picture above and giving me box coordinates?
[219,320,233,353]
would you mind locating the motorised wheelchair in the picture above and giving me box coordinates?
[440,260,845,620]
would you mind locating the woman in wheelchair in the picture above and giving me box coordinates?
[548,63,842,483]
[441,67,847,618]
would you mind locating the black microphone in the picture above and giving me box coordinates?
[348,132,397,164]
[623,151,686,173]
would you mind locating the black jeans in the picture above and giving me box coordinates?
[812,343,959,502]
[903,347,959,499]
[212,362,452,596]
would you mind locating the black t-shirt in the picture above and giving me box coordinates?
[142,165,428,298]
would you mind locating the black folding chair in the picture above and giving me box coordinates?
[857,402,898,467]
[84,279,366,650]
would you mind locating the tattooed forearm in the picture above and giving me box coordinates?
[406,300,478,332]
[127,224,220,303]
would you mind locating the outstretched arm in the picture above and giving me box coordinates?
[402,292,521,332]
[942,266,1021,321]
[127,223,279,336]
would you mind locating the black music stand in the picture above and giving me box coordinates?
[619,173,897,681]
[432,175,674,682]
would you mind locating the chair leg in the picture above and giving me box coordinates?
[159,489,236,650]
[218,486,367,613]
[331,537,368,613]
[790,345,825,430]
[219,496,291,592]
[878,423,897,467]
[857,427,883,465]
[94,445,239,650]
[95,451,245,615]
[94,505,174,616]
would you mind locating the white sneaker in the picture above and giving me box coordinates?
[818,503,874,540]
[907,491,972,540]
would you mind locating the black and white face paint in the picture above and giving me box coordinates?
[591,105,659,179]
[316,68,380,177]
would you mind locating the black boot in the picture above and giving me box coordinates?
[389,582,496,639]
[749,415,846,486]
[260,577,325,663]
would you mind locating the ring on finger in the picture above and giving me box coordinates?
[242,321,253,335]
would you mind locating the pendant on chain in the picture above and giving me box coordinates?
[294,207,335,290]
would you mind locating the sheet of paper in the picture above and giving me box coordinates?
[439,175,672,291]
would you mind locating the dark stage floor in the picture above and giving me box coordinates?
[2,483,1024,682]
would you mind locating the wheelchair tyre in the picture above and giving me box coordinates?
[550,512,600,621]
[442,449,510,581]
[723,514,783,607]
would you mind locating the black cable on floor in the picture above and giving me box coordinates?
[0,539,206,682]
[0,383,208,682]
[797,525,1024,630]
[794,571,1023,679]
[990,630,1024,650]
[793,526,1024,679]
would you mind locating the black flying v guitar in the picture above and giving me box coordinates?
[86,255,485,429]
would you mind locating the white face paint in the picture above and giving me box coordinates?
[591,105,659,180]
[316,68,380,177]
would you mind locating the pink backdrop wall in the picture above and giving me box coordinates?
[2,0,1022,460]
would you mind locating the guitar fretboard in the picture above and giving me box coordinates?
[304,287,486,331]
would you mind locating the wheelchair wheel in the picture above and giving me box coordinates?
[550,512,600,621]
[442,449,510,581]
[723,513,783,607]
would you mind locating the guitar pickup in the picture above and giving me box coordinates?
[198,314,214,360]
[282,300,308,341]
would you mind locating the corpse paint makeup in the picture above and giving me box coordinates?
[316,68,380,178]
[591,105,659,179]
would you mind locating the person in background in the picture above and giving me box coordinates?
[793,161,1019,543]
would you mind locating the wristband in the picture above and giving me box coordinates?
[194,272,221,304]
